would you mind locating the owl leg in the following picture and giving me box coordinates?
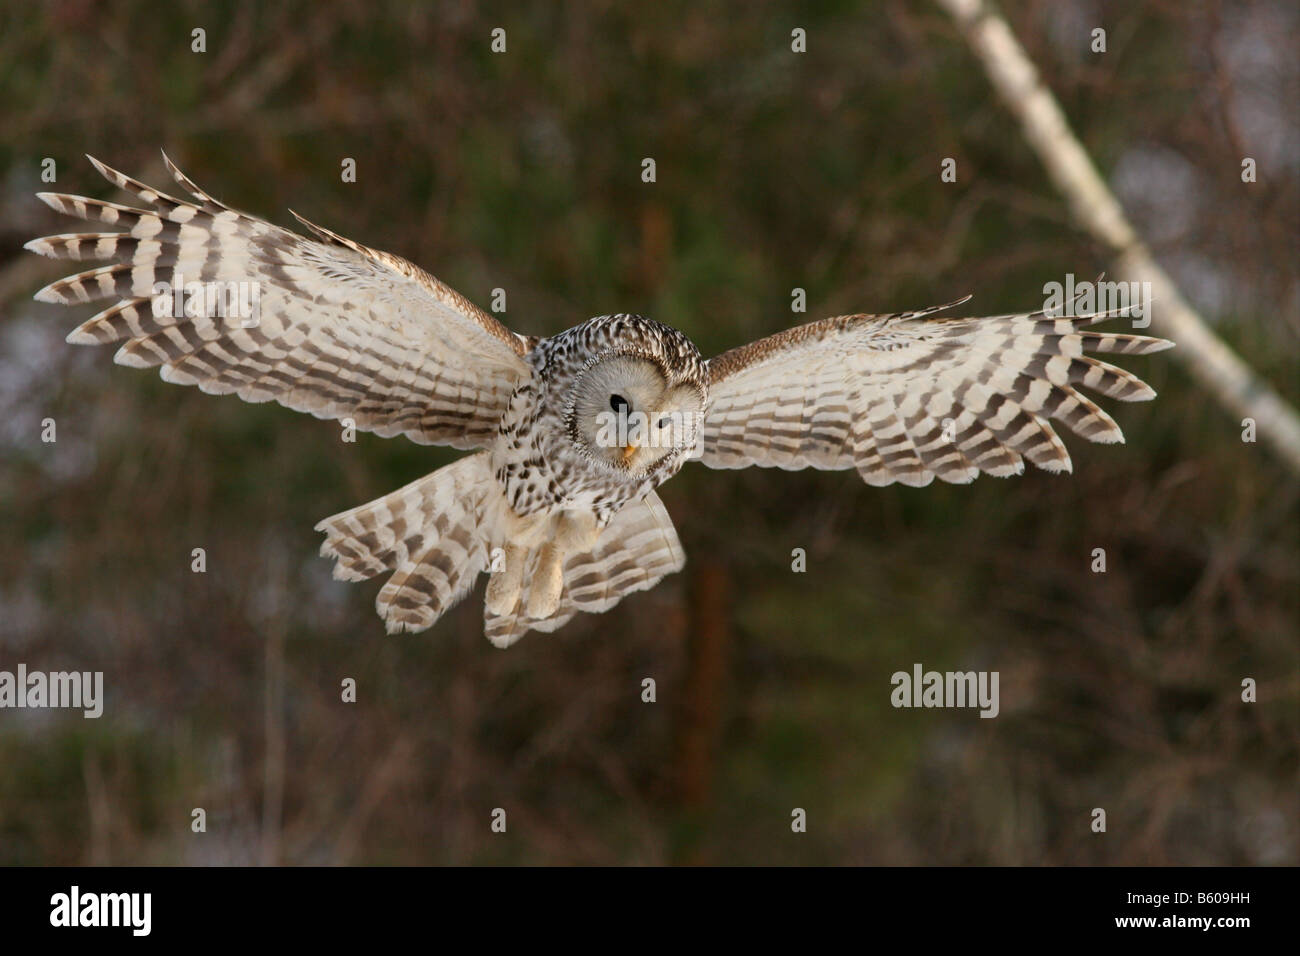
[525,512,601,619]
[525,542,565,619]
[485,543,526,616]
[556,510,602,553]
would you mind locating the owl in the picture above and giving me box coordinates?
[27,155,1173,646]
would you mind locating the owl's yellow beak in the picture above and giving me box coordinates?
[619,443,639,464]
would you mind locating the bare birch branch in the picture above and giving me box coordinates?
[937,0,1300,475]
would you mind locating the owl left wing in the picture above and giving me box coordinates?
[699,299,1174,486]
[26,154,532,449]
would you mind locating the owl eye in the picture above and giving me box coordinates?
[656,416,671,429]
[609,394,630,414]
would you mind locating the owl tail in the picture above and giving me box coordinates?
[316,453,687,644]
[315,452,495,635]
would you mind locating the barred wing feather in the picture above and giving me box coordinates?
[26,153,530,450]
[701,300,1173,487]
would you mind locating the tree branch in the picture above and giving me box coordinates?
[937,0,1300,475]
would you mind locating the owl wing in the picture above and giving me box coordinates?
[700,299,1174,486]
[25,154,532,449]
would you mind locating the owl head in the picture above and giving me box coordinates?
[568,349,706,474]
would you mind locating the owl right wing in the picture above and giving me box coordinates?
[25,153,532,449]
[699,299,1174,486]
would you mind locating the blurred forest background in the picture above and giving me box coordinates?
[0,0,1295,865]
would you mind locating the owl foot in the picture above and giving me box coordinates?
[485,543,525,616]
[525,543,565,619]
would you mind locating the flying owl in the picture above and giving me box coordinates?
[27,155,1173,646]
